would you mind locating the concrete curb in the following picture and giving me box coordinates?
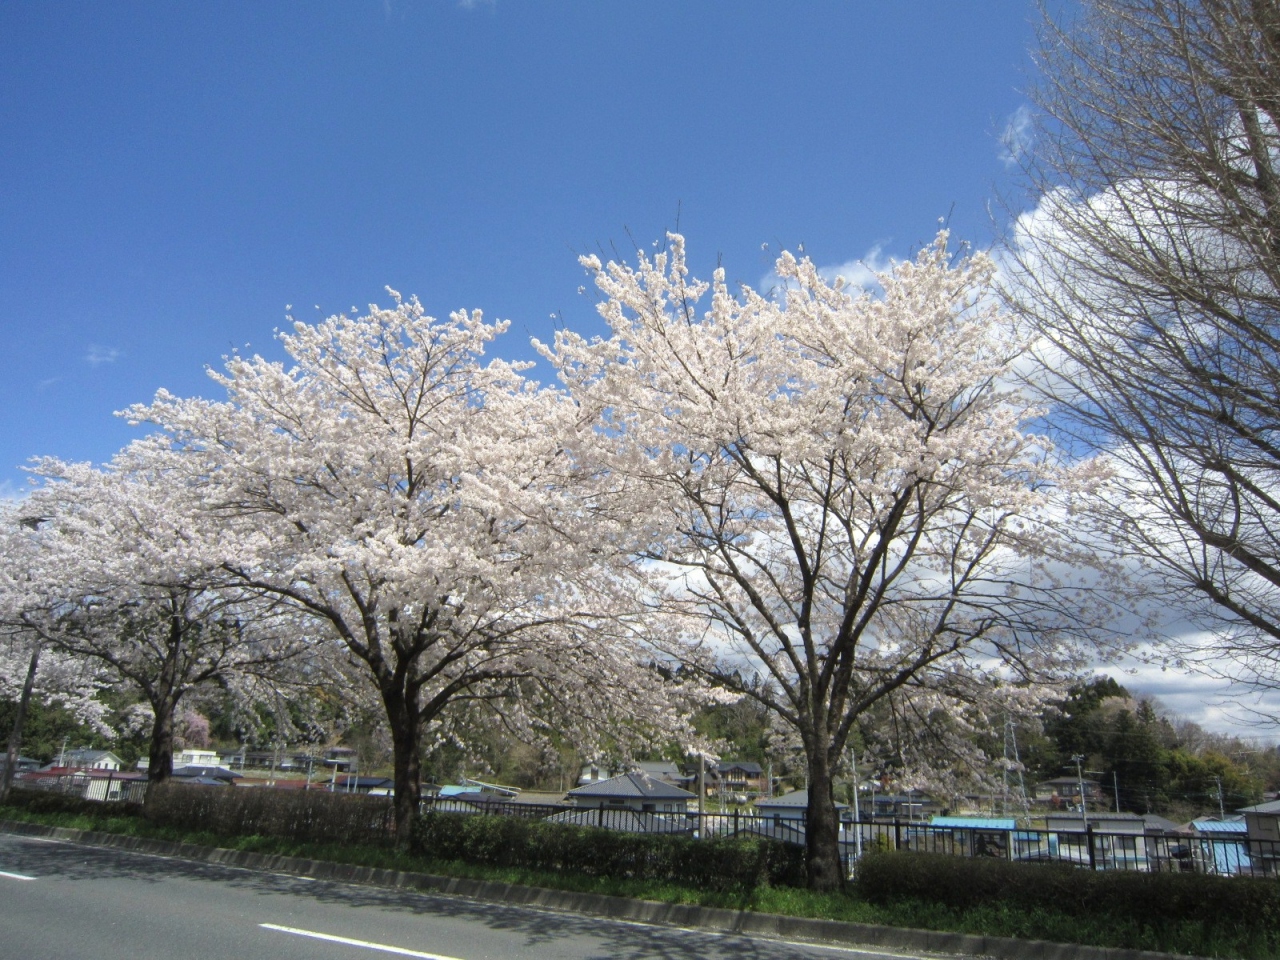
[0,819,1198,960]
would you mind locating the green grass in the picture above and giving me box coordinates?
[2,801,1274,959]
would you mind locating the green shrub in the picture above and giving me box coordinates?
[410,811,806,892]
[855,851,1280,947]
[145,782,395,846]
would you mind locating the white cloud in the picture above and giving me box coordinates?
[999,104,1034,167]
[759,242,896,300]
[85,345,121,367]
[1116,650,1280,743]
[0,479,25,503]
[817,244,895,294]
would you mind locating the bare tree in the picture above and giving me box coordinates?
[1005,0,1280,706]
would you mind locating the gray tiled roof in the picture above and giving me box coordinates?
[715,761,764,775]
[754,789,847,811]
[1238,799,1280,815]
[567,772,695,801]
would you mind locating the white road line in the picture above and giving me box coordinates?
[0,870,36,880]
[259,924,465,959]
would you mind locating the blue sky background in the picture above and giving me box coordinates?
[16,3,1267,734]
[2,1,1044,488]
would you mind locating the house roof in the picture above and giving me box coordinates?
[634,761,684,778]
[461,778,520,797]
[732,820,808,846]
[62,749,121,764]
[336,775,394,789]
[1035,776,1101,787]
[754,789,847,811]
[1191,818,1247,834]
[1044,814,1146,829]
[567,772,695,801]
[439,784,482,797]
[715,761,764,775]
[931,816,1016,830]
[1238,799,1280,815]
[171,765,239,781]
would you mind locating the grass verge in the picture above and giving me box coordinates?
[1,800,1272,959]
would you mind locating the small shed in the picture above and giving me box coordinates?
[1189,818,1251,875]
[928,816,1016,858]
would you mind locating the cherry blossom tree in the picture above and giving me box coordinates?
[128,295,687,838]
[541,233,1109,889]
[0,507,110,800]
[14,449,308,782]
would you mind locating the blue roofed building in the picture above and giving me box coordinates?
[1189,818,1251,875]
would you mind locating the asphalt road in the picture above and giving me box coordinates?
[0,833,940,960]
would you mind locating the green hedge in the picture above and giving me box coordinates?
[4,787,144,820]
[411,811,806,892]
[856,850,1280,936]
[145,782,395,845]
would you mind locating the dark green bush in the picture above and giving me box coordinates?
[411,811,807,892]
[855,851,1280,935]
[145,782,395,845]
[4,787,144,820]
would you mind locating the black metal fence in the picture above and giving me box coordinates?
[12,777,1274,881]
[419,796,1280,879]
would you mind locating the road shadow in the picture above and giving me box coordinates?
[0,834,871,960]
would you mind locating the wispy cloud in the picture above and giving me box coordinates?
[760,242,896,300]
[999,104,1034,167]
[85,345,121,367]
[457,0,495,9]
[816,244,895,294]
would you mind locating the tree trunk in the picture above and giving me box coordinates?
[147,694,178,783]
[0,642,41,803]
[384,685,422,846]
[147,610,186,784]
[805,747,844,891]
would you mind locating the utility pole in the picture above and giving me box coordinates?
[849,746,863,860]
[1212,776,1225,819]
[1071,754,1089,829]
[697,754,706,839]
[1113,771,1121,813]
[1002,718,1029,815]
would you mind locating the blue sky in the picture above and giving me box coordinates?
[6,2,1278,739]
[2,1,1044,490]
